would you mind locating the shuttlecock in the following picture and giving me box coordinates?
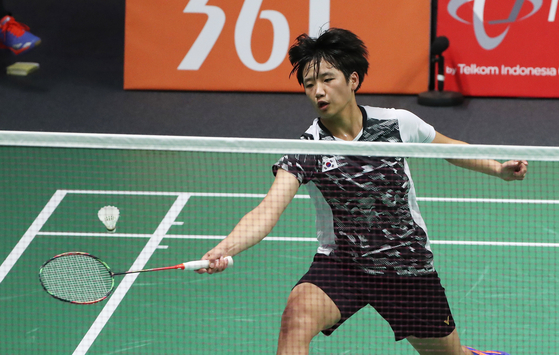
[98,206,120,232]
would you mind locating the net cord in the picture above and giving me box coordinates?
[1,130,558,161]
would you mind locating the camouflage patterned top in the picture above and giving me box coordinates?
[273,106,438,276]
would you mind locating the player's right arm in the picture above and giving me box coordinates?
[198,168,300,274]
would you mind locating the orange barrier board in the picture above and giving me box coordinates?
[124,0,430,93]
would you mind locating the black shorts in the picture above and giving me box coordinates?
[295,253,456,341]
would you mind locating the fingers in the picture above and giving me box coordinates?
[513,160,528,170]
[512,160,528,179]
[196,255,230,275]
[502,160,528,181]
[208,256,230,274]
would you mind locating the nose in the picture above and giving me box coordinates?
[314,82,325,98]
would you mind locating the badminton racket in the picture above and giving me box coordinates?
[38,251,233,305]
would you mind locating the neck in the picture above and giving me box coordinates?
[320,102,362,141]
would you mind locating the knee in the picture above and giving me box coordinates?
[277,301,323,355]
[282,295,338,342]
[280,301,315,334]
[279,286,340,336]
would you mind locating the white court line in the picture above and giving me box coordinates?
[72,193,191,355]
[431,240,559,248]
[57,189,308,199]
[54,190,559,204]
[37,232,158,238]
[36,232,559,248]
[418,197,559,204]
[58,189,186,196]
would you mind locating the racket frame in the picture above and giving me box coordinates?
[39,251,115,305]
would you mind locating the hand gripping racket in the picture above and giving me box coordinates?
[38,251,233,305]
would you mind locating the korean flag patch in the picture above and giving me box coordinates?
[322,156,339,172]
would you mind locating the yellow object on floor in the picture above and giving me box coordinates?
[6,62,40,76]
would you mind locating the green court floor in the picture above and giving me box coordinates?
[1,146,557,354]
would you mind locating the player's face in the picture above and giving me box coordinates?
[303,61,358,120]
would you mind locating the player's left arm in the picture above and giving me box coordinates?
[431,131,528,181]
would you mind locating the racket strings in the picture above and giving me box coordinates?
[39,254,114,303]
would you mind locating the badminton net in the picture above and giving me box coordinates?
[0,130,557,355]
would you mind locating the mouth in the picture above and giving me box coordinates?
[317,101,329,110]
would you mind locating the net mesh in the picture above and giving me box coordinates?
[39,253,114,304]
[1,131,557,354]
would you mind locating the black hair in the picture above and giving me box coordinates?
[288,28,369,91]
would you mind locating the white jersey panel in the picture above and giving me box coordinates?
[363,106,436,143]
[305,182,337,255]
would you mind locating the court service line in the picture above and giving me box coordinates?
[72,193,191,355]
[417,197,559,204]
[58,189,307,199]
[54,190,559,204]
[36,232,559,248]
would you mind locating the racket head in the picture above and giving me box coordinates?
[39,252,115,305]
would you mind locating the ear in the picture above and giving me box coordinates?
[350,72,360,91]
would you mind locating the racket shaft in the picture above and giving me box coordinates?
[116,265,184,275]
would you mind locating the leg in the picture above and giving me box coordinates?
[407,329,473,355]
[277,282,341,355]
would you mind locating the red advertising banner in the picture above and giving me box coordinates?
[438,0,559,97]
[124,0,430,94]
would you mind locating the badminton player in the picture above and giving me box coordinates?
[199,28,527,355]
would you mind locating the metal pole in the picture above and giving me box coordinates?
[428,0,438,91]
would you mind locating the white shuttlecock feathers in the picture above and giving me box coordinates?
[98,206,120,232]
